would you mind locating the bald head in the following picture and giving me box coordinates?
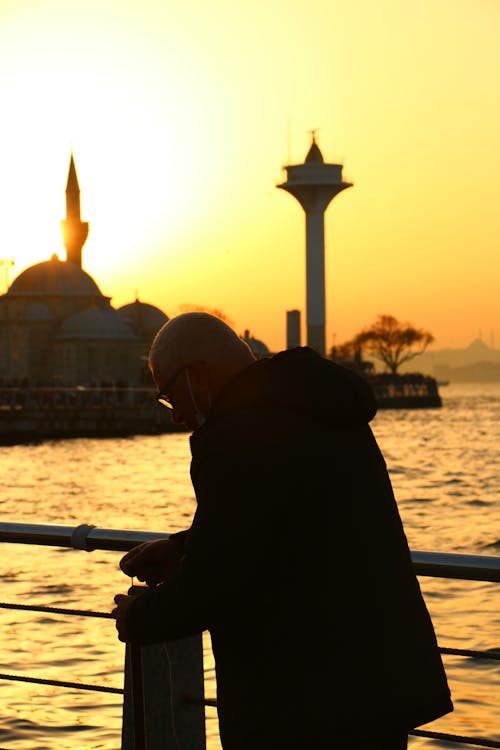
[149,312,256,398]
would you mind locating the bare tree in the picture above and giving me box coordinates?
[354,315,434,375]
[178,304,234,328]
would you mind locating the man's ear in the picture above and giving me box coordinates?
[189,362,213,398]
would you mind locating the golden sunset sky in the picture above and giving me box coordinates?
[0,0,498,352]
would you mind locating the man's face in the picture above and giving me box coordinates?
[153,365,202,431]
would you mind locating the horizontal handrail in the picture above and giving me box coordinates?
[411,550,500,583]
[0,522,169,552]
[0,522,499,581]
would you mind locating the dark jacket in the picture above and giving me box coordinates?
[127,347,453,748]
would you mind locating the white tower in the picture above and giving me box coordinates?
[277,134,352,356]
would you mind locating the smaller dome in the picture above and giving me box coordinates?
[118,300,168,341]
[55,306,137,340]
[242,330,270,358]
[305,141,324,164]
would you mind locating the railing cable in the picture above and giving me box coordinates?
[0,672,122,694]
[410,728,500,749]
[3,601,500,664]
[0,601,113,619]
[0,602,119,697]
[440,646,500,661]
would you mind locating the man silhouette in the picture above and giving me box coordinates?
[112,312,452,749]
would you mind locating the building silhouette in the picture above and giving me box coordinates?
[0,156,168,387]
[277,134,352,356]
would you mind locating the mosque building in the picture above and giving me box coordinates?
[0,156,168,387]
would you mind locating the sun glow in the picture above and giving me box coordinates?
[0,0,223,282]
[1,0,499,350]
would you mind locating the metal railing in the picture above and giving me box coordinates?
[1,522,499,582]
[0,521,499,749]
[0,521,170,551]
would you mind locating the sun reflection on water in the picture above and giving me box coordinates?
[0,384,498,748]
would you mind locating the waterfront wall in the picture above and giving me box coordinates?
[0,377,441,443]
[0,387,180,442]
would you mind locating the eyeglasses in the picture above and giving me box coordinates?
[156,366,186,409]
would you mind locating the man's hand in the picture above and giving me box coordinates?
[112,594,136,642]
[120,537,184,586]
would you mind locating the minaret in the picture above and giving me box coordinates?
[277,134,352,356]
[61,154,89,268]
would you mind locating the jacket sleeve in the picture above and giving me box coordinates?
[125,430,289,643]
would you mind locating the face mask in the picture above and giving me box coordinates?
[186,369,211,428]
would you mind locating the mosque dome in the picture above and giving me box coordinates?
[8,256,103,297]
[304,141,324,164]
[242,330,270,358]
[117,299,168,340]
[55,306,137,340]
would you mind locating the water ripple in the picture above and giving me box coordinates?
[0,383,497,748]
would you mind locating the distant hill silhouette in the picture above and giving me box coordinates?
[399,339,500,382]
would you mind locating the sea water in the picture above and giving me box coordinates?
[0,382,498,749]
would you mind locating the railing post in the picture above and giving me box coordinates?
[122,633,206,750]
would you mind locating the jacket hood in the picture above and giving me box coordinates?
[211,347,376,428]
